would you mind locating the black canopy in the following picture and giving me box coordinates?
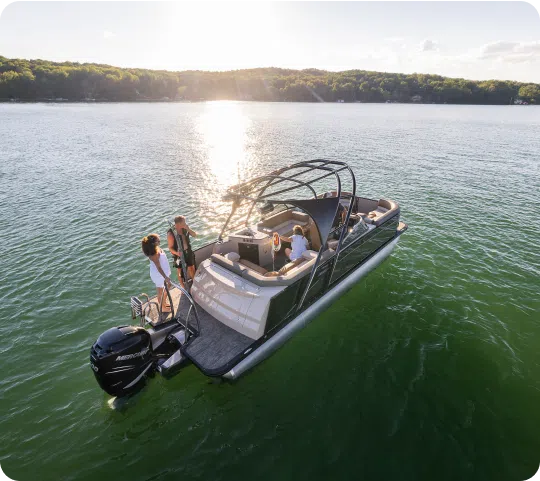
[285,197,341,246]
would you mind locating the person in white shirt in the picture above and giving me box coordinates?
[141,233,172,313]
[281,225,309,261]
[263,225,308,278]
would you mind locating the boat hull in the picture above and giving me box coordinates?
[224,236,400,380]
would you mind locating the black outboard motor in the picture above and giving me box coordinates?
[90,326,153,397]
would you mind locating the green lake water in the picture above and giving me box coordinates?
[0,102,539,481]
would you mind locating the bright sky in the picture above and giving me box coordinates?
[0,1,539,82]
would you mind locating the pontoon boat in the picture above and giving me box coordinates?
[90,159,407,397]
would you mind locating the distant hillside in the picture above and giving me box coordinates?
[1,56,539,104]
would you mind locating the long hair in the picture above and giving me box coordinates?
[293,225,304,236]
[141,233,160,257]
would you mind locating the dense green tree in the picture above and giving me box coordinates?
[518,84,540,104]
[0,55,538,105]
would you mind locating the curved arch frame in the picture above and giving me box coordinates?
[219,159,357,311]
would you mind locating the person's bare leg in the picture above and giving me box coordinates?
[157,287,170,312]
[285,247,292,259]
[176,269,185,289]
[188,265,196,279]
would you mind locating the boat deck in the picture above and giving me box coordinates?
[144,287,254,376]
[175,294,252,375]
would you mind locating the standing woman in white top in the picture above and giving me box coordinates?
[141,233,172,313]
[282,225,309,261]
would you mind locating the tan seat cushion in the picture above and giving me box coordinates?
[257,209,310,234]
[242,249,335,286]
[279,258,305,274]
[224,252,240,262]
[239,259,268,275]
[327,239,339,250]
[210,253,246,276]
[302,250,318,261]
[373,199,400,226]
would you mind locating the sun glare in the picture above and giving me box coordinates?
[194,101,254,236]
[163,2,278,70]
[197,101,251,187]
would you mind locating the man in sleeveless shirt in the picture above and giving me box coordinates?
[167,215,197,287]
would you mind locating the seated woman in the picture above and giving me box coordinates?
[281,225,309,261]
[262,225,308,278]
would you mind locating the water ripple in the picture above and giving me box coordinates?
[1,103,539,481]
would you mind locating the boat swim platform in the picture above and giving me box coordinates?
[176,293,253,376]
[143,287,253,376]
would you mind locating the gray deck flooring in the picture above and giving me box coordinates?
[142,287,254,373]
[141,288,182,326]
[176,290,254,374]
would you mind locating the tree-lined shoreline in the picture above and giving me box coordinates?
[1,55,539,104]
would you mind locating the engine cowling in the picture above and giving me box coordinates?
[90,326,153,397]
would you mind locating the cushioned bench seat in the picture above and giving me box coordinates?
[238,258,267,275]
[210,249,334,287]
[257,208,322,250]
[262,219,307,237]
[257,210,310,235]
[370,199,400,226]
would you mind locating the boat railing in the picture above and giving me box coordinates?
[131,293,160,327]
[166,281,201,342]
[328,195,356,281]
[297,217,352,311]
[131,283,201,340]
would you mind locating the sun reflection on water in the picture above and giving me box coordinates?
[197,101,251,187]
[196,101,253,237]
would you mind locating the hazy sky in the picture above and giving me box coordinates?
[0,1,539,82]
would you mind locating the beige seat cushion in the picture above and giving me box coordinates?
[210,253,246,276]
[301,250,318,261]
[239,259,268,275]
[278,258,305,275]
[224,252,240,262]
[242,249,335,286]
[372,199,400,227]
[257,209,310,234]
[327,239,339,250]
